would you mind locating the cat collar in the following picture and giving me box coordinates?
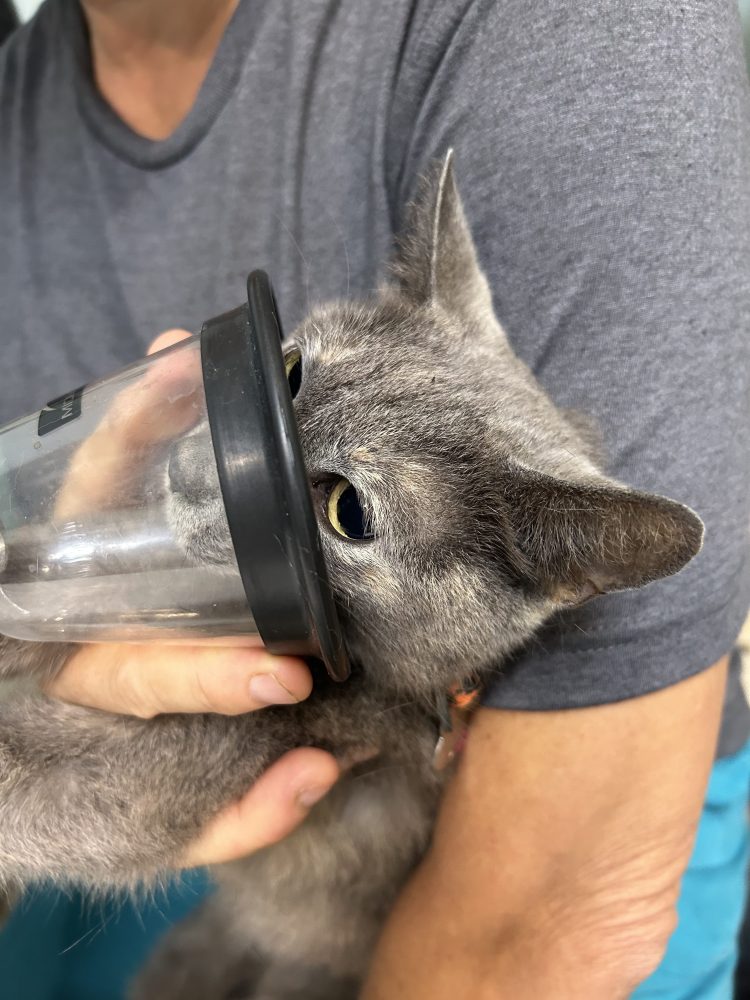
[433,682,481,771]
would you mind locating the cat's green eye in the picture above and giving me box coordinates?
[327,478,374,541]
[285,348,302,399]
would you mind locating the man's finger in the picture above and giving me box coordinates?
[181,748,340,867]
[148,328,192,355]
[55,329,198,518]
[45,644,313,717]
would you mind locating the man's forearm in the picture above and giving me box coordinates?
[362,660,728,999]
[361,854,650,1000]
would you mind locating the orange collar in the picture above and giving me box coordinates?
[433,682,481,771]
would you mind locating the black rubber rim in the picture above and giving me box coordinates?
[200,271,350,681]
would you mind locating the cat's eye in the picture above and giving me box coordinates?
[285,348,302,399]
[326,478,374,541]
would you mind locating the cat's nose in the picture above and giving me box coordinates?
[168,434,207,497]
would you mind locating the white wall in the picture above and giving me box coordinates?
[14,0,43,22]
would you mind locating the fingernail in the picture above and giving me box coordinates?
[249,672,300,706]
[296,785,332,810]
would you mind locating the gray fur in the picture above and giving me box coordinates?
[0,153,702,998]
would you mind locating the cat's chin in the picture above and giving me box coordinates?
[344,635,483,704]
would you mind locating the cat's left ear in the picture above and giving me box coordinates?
[392,151,497,327]
[499,465,704,605]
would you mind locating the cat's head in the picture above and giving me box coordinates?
[170,153,703,698]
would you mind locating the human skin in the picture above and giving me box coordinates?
[362,659,728,998]
[81,0,239,140]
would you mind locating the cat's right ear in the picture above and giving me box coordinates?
[391,152,499,330]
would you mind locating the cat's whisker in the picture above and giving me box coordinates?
[274,211,314,316]
[371,699,419,717]
[319,203,352,301]
[58,918,108,955]
[347,762,404,784]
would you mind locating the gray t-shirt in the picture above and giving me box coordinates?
[1,0,749,754]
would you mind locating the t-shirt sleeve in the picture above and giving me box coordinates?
[386,0,750,708]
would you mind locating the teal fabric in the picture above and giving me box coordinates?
[632,738,750,1000]
[0,871,211,1000]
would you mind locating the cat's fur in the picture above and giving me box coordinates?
[0,155,702,999]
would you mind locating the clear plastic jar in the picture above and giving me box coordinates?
[0,336,258,644]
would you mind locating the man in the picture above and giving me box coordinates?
[0,1,748,996]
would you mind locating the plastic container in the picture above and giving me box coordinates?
[0,272,349,680]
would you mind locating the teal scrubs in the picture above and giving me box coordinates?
[633,739,750,1000]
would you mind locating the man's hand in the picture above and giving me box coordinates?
[55,327,203,518]
[44,328,340,867]
[362,657,729,999]
[43,633,339,871]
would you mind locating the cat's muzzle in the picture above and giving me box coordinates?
[168,433,212,502]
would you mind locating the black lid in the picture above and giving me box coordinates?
[200,271,350,681]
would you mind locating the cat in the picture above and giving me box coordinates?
[0,153,702,1000]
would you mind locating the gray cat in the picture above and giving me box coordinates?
[0,154,702,1000]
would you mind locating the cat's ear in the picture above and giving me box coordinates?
[392,151,496,324]
[501,466,704,604]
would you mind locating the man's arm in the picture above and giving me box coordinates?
[363,656,728,998]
